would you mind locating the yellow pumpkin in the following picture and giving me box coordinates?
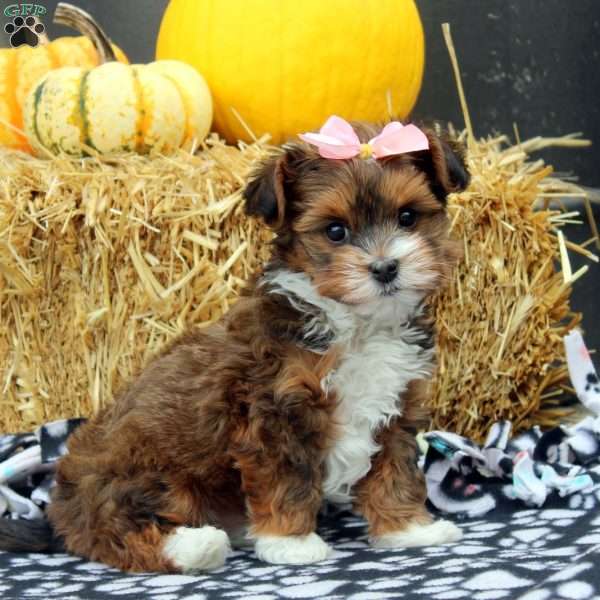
[23,4,212,156]
[156,0,424,144]
[0,10,127,152]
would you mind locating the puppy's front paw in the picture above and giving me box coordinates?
[255,532,332,565]
[372,519,462,549]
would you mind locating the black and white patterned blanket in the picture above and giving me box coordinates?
[2,419,600,600]
[1,329,599,598]
[1,499,600,599]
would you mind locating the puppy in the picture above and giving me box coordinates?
[0,120,469,573]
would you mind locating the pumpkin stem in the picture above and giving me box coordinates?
[53,2,117,63]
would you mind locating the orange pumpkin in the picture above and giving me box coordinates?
[0,3,127,152]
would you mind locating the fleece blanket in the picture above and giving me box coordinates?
[1,500,600,599]
[1,330,599,598]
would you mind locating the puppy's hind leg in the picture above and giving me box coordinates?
[54,498,231,573]
[49,462,231,572]
[105,521,231,573]
[84,521,231,573]
[162,526,231,572]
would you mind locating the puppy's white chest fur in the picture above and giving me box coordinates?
[262,269,434,504]
[322,325,432,503]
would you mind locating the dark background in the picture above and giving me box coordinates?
[2,1,598,186]
[416,0,600,186]
[2,0,599,346]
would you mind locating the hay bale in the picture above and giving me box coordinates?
[0,137,272,430]
[0,130,596,439]
[430,131,595,441]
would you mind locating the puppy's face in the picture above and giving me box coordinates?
[244,123,469,309]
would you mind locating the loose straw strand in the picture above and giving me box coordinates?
[442,23,475,147]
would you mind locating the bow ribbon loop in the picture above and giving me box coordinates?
[299,115,429,160]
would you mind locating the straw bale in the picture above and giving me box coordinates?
[0,137,272,430]
[0,131,597,440]
[429,131,596,441]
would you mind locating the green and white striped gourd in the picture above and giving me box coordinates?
[23,3,212,156]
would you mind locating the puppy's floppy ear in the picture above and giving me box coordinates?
[413,129,470,202]
[243,152,288,228]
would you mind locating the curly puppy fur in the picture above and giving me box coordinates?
[38,123,469,572]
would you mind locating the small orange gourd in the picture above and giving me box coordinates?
[0,3,127,152]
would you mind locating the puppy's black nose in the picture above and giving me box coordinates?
[369,259,399,284]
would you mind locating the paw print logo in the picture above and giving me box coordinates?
[585,372,600,394]
[5,15,45,48]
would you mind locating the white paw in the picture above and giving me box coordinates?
[163,526,231,572]
[255,532,332,565]
[372,519,462,549]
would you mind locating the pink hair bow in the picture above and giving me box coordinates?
[298,115,429,160]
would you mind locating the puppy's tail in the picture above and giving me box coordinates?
[0,517,64,553]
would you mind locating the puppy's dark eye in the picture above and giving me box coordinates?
[399,208,418,228]
[325,222,349,243]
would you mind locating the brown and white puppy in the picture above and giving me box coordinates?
[0,122,469,572]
